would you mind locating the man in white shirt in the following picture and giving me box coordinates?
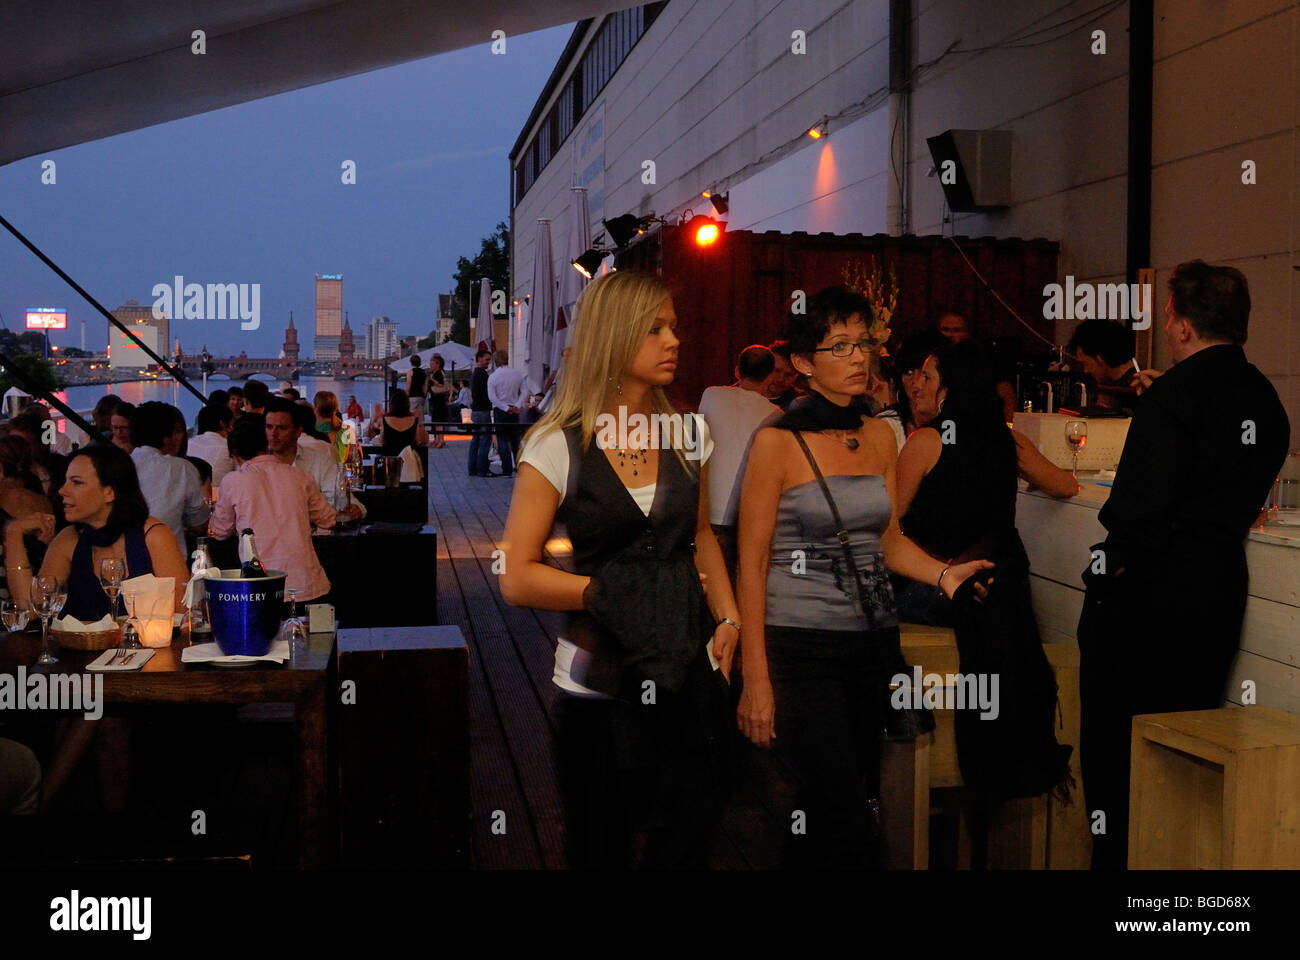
[486,349,529,477]
[265,399,363,521]
[130,401,210,551]
[188,403,235,489]
[697,345,779,576]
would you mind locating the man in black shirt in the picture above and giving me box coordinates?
[1078,260,1290,870]
[467,349,494,477]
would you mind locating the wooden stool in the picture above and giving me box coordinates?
[1129,707,1300,869]
[898,623,1089,869]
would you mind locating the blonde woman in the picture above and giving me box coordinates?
[312,391,348,463]
[500,270,739,869]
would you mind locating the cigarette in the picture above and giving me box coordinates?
[1131,358,1141,376]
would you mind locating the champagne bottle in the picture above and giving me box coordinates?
[239,528,268,578]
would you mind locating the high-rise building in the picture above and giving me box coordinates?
[364,316,399,359]
[314,273,342,359]
[110,299,169,362]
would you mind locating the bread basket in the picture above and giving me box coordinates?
[50,621,124,651]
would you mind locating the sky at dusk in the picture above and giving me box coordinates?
[0,24,572,359]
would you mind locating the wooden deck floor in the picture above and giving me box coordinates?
[425,438,794,869]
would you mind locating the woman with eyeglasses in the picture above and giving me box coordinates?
[734,286,993,868]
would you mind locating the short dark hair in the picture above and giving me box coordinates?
[895,330,950,375]
[243,380,271,409]
[227,386,245,399]
[208,389,229,408]
[389,389,411,417]
[282,387,301,401]
[778,286,874,355]
[9,411,46,438]
[1068,319,1134,368]
[737,344,775,382]
[92,395,120,430]
[110,401,135,421]
[1167,259,1250,345]
[196,402,233,435]
[410,354,422,366]
[129,401,178,450]
[186,455,213,484]
[289,401,316,434]
[264,396,296,419]
[227,414,268,460]
[769,339,793,361]
[69,445,150,540]
[476,348,492,361]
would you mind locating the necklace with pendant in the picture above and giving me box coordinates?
[825,429,860,451]
[614,447,649,476]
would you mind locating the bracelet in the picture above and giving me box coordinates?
[718,617,741,634]
[936,566,950,590]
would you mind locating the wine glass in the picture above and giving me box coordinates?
[121,590,143,649]
[1065,420,1088,479]
[100,557,126,621]
[30,575,59,666]
[280,589,308,655]
[1,598,30,634]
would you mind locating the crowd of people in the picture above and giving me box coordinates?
[499,260,1289,871]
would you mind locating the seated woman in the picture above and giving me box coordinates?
[735,288,992,869]
[5,443,189,616]
[4,444,189,813]
[895,339,1074,807]
[377,389,429,456]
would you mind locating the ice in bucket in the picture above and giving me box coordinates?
[208,569,287,657]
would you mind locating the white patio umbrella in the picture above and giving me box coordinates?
[527,218,555,389]
[551,188,590,374]
[388,341,477,373]
[475,278,494,352]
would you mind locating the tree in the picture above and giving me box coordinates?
[0,350,66,401]
[61,346,93,358]
[449,221,510,346]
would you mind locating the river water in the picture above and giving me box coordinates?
[53,376,394,428]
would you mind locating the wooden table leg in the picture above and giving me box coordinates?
[295,683,330,868]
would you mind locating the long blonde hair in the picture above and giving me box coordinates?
[313,390,342,431]
[525,270,693,470]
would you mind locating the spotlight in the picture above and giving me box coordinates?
[707,192,729,216]
[572,248,604,278]
[808,118,828,139]
[686,214,723,247]
[603,214,643,248]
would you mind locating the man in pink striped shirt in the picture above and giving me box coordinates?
[210,415,336,603]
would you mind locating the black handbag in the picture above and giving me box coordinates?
[791,432,935,741]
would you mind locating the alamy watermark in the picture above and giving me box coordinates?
[0,668,103,719]
[50,890,151,940]
[891,666,999,720]
[1042,276,1151,330]
[151,275,260,330]
[594,408,703,460]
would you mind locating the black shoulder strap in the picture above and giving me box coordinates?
[791,431,870,615]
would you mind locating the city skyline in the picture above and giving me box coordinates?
[0,25,570,359]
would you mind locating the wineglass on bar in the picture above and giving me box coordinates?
[1,598,30,635]
[31,575,59,665]
[1065,419,1088,479]
[100,557,126,622]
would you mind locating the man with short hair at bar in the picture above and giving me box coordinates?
[1078,260,1290,870]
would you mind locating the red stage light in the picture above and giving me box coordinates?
[695,222,719,245]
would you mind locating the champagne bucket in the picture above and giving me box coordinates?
[208,569,286,656]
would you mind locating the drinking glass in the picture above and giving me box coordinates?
[100,557,127,621]
[1065,419,1088,479]
[31,575,59,666]
[1,598,30,634]
[121,591,143,649]
[280,589,308,655]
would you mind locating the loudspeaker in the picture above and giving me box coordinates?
[926,129,1012,211]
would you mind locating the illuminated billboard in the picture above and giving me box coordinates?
[108,326,159,370]
[26,308,67,330]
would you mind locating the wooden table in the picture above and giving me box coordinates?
[0,627,336,868]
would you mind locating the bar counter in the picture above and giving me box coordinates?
[1018,482,1300,712]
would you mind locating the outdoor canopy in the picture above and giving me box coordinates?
[388,341,477,373]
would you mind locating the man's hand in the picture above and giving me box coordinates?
[1131,368,1163,395]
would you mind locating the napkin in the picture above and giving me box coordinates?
[120,573,176,648]
[182,565,220,610]
[182,640,290,664]
[53,614,117,632]
[399,445,424,482]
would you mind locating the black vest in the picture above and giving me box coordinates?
[558,425,712,697]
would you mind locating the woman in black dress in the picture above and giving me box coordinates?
[427,355,449,447]
[500,270,739,869]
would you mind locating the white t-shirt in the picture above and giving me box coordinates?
[519,417,714,697]
[697,386,779,526]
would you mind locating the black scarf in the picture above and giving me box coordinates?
[772,388,870,432]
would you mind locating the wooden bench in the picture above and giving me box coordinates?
[895,623,1089,869]
[1130,707,1300,869]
